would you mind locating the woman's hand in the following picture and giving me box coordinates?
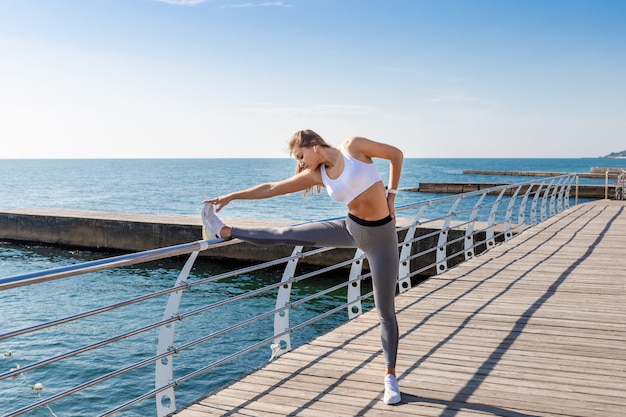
[203,194,233,212]
[387,195,397,222]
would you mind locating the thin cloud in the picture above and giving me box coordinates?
[218,2,292,9]
[241,103,376,117]
[154,0,290,8]
[156,0,207,6]
[426,95,480,103]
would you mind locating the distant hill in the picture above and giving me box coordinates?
[601,150,626,158]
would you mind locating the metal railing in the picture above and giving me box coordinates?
[602,168,626,200]
[0,174,578,417]
[614,170,626,200]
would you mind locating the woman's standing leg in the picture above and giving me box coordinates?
[348,217,401,404]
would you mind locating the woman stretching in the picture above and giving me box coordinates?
[202,129,403,405]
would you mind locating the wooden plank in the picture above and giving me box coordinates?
[174,201,626,417]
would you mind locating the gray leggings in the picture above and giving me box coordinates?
[231,213,399,369]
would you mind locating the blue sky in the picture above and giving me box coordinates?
[1,0,624,158]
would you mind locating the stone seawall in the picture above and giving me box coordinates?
[463,169,624,178]
[0,209,489,277]
[0,208,314,264]
[411,183,613,199]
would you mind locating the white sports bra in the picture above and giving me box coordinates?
[321,145,382,205]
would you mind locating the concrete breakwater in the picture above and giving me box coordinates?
[0,209,483,277]
[463,169,624,178]
[404,169,623,198]
[411,183,614,198]
[0,208,304,263]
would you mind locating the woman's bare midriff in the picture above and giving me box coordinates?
[347,181,390,221]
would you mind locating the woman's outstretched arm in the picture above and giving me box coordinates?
[204,168,322,212]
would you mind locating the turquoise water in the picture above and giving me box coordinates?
[0,158,623,222]
[1,157,624,415]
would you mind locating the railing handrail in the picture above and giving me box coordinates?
[395,173,575,212]
[0,174,578,417]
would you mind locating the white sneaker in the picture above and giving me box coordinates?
[201,203,225,239]
[383,374,401,405]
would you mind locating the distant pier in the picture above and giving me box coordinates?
[400,168,624,198]
[463,168,624,178]
[410,183,614,198]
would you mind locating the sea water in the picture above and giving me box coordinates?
[1,157,624,415]
[1,158,623,222]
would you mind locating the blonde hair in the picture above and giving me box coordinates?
[288,129,331,196]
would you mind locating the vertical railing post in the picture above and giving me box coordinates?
[540,179,555,222]
[270,246,303,361]
[465,193,486,260]
[563,175,574,209]
[155,247,204,417]
[530,183,543,224]
[398,206,426,293]
[517,183,535,230]
[556,178,565,213]
[556,175,573,212]
[575,175,579,206]
[504,185,522,241]
[347,249,366,318]
[549,177,563,217]
[486,189,506,249]
[436,197,461,274]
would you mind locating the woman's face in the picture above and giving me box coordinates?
[293,146,318,170]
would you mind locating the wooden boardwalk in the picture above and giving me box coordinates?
[174,200,626,417]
